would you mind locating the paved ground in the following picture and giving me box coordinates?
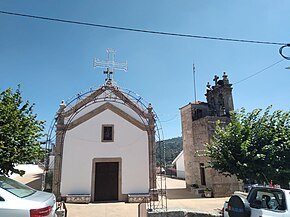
[12,165,227,217]
[161,177,227,213]
[10,164,44,190]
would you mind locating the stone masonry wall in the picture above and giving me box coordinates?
[180,104,195,188]
[191,117,209,187]
[181,110,243,196]
[148,209,220,217]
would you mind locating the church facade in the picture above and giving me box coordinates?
[180,72,242,197]
[51,72,157,202]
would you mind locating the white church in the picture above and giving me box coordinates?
[51,50,157,203]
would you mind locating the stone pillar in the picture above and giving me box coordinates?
[147,103,157,200]
[52,101,66,201]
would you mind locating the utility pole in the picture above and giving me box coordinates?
[192,63,197,103]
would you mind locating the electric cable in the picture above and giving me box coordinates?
[1,9,289,83]
[0,10,288,46]
[159,114,179,123]
[233,59,285,85]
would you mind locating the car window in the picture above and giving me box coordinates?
[0,176,36,198]
[0,196,4,201]
[249,188,286,211]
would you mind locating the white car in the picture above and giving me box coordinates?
[223,186,290,217]
[0,175,57,217]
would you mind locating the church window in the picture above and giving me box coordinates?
[218,94,226,116]
[192,109,203,121]
[196,109,203,119]
[102,125,114,142]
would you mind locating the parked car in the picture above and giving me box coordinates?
[222,186,290,217]
[0,175,57,217]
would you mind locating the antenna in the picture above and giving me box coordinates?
[192,63,197,103]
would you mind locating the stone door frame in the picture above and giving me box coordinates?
[91,157,126,202]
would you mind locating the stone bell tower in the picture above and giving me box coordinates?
[180,72,242,197]
[206,72,234,117]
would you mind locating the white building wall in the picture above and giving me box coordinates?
[176,152,185,179]
[64,93,146,125]
[60,109,149,196]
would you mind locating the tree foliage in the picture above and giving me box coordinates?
[206,106,290,188]
[0,87,46,176]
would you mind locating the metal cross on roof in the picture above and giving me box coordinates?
[94,48,128,83]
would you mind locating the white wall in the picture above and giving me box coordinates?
[64,92,147,125]
[60,108,149,196]
[176,152,185,179]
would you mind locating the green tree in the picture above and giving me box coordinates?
[0,87,46,176]
[206,106,290,189]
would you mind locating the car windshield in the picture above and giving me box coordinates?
[0,176,36,198]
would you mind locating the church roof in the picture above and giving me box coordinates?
[179,101,208,110]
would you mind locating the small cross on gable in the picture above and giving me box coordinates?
[94,48,128,83]
[104,70,113,81]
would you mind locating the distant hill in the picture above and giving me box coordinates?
[156,136,183,166]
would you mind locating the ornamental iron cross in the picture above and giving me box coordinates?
[94,48,128,82]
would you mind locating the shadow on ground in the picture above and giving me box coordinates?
[24,173,43,190]
[166,188,194,199]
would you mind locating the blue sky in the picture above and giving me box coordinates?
[1,1,290,139]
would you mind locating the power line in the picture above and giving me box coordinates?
[0,10,288,46]
[233,59,285,85]
[159,114,179,123]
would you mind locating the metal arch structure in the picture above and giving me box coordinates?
[44,82,167,210]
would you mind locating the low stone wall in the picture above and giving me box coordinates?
[128,193,150,203]
[65,194,91,203]
[148,209,221,217]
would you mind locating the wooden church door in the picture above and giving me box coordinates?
[94,162,119,201]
